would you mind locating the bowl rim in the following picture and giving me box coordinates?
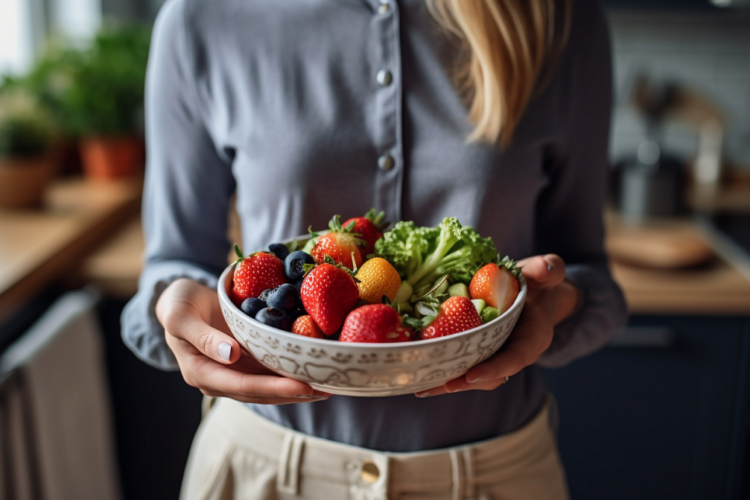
[218,262,527,348]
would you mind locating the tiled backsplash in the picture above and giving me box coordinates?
[608,11,750,170]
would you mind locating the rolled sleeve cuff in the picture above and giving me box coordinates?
[121,261,221,371]
[537,263,629,368]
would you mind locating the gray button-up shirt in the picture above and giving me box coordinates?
[122,0,628,452]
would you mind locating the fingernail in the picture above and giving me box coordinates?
[218,343,231,361]
[295,394,328,400]
[415,391,435,398]
[547,264,555,272]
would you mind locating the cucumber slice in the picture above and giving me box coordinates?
[471,299,486,314]
[394,281,413,306]
[448,283,469,298]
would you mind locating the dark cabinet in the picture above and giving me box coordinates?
[542,316,750,500]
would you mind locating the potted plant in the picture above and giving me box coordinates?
[11,44,87,176]
[0,89,55,209]
[61,25,151,181]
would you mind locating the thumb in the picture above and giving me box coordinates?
[517,254,565,290]
[163,303,242,365]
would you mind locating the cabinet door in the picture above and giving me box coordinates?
[542,316,750,500]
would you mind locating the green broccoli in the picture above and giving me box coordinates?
[480,307,499,323]
[374,217,498,291]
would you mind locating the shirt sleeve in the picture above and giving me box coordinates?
[121,0,236,370]
[534,0,628,368]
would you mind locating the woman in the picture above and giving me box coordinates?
[123,0,628,498]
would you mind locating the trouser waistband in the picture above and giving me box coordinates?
[206,397,554,500]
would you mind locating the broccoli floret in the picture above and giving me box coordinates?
[405,217,463,286]
[375,217,498,293]
[480,307,499,323]
[408,218,497,290]
[374,221,437,279]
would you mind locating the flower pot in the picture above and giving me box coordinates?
[80,136,143,181]
[0,156,57,209]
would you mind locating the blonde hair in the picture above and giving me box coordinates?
[426,0,571,147]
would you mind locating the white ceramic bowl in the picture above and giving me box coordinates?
[218,264,526,397]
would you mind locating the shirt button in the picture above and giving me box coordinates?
[378,155,395,171]
[377,3,391,14]
[376,70,393,87]
[361,461,380,483]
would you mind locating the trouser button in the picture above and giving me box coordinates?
[361,461,380,483]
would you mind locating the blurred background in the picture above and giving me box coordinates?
[0,0,749,499]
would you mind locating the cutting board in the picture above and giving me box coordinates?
[605,214,715,269]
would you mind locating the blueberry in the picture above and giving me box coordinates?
[293,278,304,290]
[268,243,290,261]
[240,298,265,318]
[255,308,292,331]
[289,309,307,321]
[266,283,299,311]
[258,287,278,302]
[284,250,315,280]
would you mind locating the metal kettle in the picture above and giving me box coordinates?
[617,140,686,219]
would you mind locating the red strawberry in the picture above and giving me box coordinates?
[231,245,288,305]
[291,315,325,339]
[469,258,521,314]
[311,215,364,270]
[343,208,386,257]
[300,263,359,335]
[421,296,483,340]
[340,304,414,343]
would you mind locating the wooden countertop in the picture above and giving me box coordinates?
[0,177,142,322]
[606,212,750,315]
[80,208,750,316]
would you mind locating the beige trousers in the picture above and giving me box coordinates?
[181,398,569,500]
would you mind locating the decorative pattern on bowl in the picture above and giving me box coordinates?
[218,264,526,397]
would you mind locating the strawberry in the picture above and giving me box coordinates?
[310,215,364,270]
[421,296,483,340]
[300,263,359,335]
[340,304,414,343]
[231,245,288,305]
[355,257,401,304]
[468,257,521,314]
[343,208,386,257]
[291,315,325,339]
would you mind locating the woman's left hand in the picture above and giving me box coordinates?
[414,254,579,398]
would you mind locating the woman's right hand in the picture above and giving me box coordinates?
[156,278,329,404]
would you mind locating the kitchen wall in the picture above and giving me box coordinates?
[608,11,750,170]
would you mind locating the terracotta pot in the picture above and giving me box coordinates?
[0,156,57,209]
[80,136,143,181]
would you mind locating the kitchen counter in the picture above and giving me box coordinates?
[606,211,750,315]
[0,177,142,323]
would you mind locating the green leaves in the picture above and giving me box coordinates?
[233,244,245,263]
[0,115,51,158]
[4,24,151,137]
[497,255,522,280]
[374,221,436,280]
[375,217,498,290]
